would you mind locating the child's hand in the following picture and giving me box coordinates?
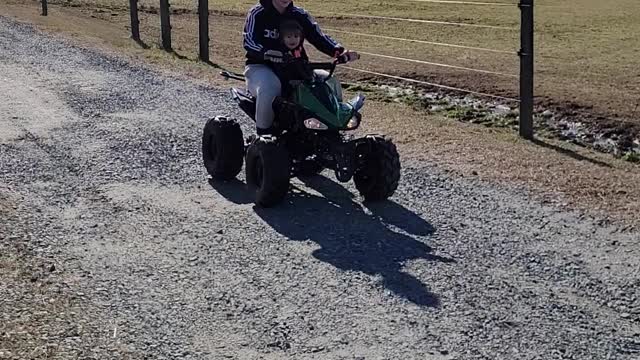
[263,50,293,64]
[263,50,286,63]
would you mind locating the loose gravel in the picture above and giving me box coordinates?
[1,16,639,360]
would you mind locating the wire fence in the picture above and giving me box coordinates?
[409,0,515,5]
[216,28,518,78]
[38,0,535,138]
[205,39,522,103]
[343,67,520,102]
[322,29,515,55]
[308,10,517,30]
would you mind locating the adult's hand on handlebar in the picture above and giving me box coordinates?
[336,50,360,64]
[346,50,360,62]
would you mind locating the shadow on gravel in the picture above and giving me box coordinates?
[207,178,254,205]
[363,201,435,237]
[254,175,454,307]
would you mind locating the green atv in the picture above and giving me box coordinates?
[202,57,401,207]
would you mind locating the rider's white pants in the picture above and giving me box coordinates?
[244,64,281,130]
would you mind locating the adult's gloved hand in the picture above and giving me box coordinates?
[336,50,360,64]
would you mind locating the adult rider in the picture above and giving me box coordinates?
[242,0,359,135]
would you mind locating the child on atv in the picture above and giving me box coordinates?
[279,19,306,60]
[242,0,359,136]
[270,20,311,83]
[272,19,344,98]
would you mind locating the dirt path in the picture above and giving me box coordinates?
[1,16,639,359]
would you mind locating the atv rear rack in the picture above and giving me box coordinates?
[220,71,245,81]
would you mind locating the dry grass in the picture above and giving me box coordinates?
[1,2,639,228]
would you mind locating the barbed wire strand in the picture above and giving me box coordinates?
[324,28,514,54]
[219,27,515,56]
[219,27,512,54]
[407,0,570,8]
[213,24,569,61]
[212,38,239,47]
[342,66,520,102]
[312,11,516,30]
[214,36,598,81]
[218,28,243,35]
[207,53,518,102]
[356,51,519,78]
[214,29,517,77]
[408,0,515,6]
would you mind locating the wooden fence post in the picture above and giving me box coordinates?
[198,0,210,62]
[129,0,140,41]
[159,0,172,51]
[518,0,534,140]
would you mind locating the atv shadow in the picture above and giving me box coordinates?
[254,174,453,307]
[207,178,254,205]
[363,201,436,237]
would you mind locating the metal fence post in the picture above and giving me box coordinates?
[41,0,48,16]
[198,0,210,62]
[519,0,534,140]
[129,0,140,41]
[160,0,172,51]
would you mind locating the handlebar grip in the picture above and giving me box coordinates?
[336,54,349,64]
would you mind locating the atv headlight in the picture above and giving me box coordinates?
[345,116,360,130]
[303,117,328,130]
[344,112,361,130]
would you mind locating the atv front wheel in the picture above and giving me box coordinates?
[202,116,244,180]
[354,135,401,201]
[245,136,290,207]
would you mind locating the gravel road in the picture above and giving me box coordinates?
[1,16,639,360]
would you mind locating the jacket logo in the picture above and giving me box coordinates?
[263,29,279,39]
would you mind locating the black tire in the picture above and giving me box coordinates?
[202,116,244,180]
[245,136,290,207]
[354,135,401,201]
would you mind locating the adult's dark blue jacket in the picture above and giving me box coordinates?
[243,0,344,65]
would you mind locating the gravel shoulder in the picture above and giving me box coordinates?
[1,16,639,360]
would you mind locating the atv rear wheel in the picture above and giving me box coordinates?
[202,116,244,180]
[354,135,401,201]
[245,136,290,207]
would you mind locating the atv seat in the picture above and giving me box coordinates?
[231,88,256,120]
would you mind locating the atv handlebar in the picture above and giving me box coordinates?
[309,53,359,77]
[310,52,359,70]
[220,53,360,81]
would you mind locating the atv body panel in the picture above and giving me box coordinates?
[290,81,356,130]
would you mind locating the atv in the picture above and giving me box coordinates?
[202,56,401,207]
